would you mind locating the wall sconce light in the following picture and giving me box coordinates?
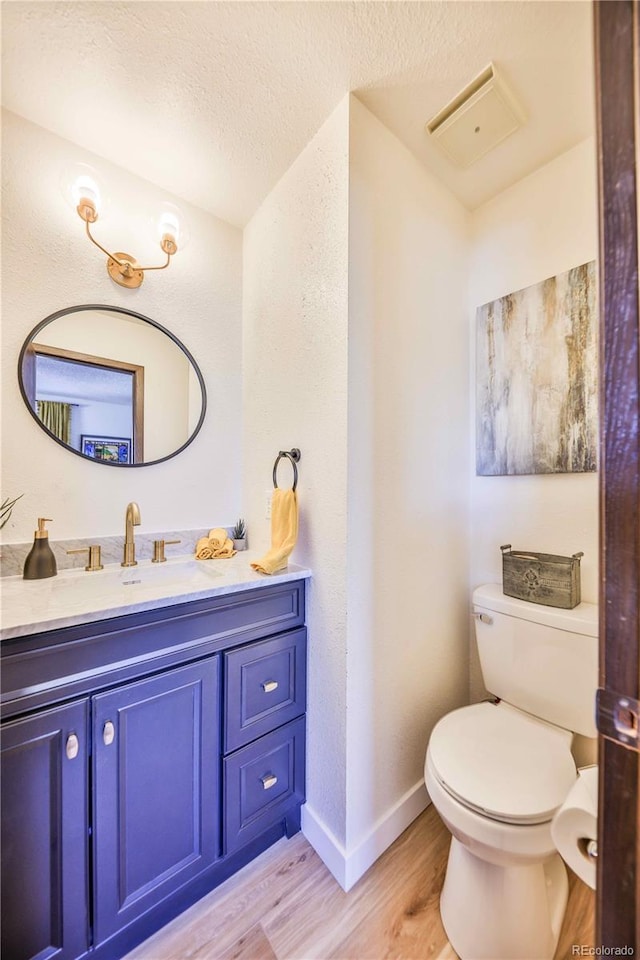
[64,164,186,289]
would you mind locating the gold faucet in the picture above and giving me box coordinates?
[122,502,141,567]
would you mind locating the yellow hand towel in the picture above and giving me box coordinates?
[251,488,298,575]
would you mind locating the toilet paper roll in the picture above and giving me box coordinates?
[551,766,598,890]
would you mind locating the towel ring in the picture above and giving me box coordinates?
[273,448,301,492]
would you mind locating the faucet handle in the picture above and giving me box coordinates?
[152,539,181,564]
[67,545,104,572]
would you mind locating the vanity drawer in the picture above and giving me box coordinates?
[223,717,305,855]
[224,629,306,752]
[1,581,306,720]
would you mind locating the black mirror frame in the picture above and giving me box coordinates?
[17,303,208,468]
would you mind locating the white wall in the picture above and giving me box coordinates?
[71,400,132,454]
[1,110,243,542]
[469,138,599,699]
[244,95,472,889]
[243,99,351,849]
[345,98,470,883]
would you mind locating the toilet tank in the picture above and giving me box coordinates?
[473,584,598,738]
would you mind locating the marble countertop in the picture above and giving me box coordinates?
[1,552,311,640]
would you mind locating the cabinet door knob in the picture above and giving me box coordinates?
[66,733,79,760]
[261,680,279,693]
[103,721,115,746]
[260,773,278,790]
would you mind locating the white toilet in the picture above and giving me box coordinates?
[425,584,598,960]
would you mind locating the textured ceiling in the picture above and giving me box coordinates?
[1,1,594,227]
[36,355,133,405]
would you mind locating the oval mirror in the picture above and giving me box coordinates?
[18,304,207,467]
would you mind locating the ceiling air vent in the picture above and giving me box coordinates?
[425,63,525,168]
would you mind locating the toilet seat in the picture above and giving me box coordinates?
[428,702,577,825]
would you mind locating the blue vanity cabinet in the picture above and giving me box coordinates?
[1,699,89,960]
[91,658,220,949]
[0,579,307,960]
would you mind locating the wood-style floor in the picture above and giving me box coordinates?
[125,805,594,960]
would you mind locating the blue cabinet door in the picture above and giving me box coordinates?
[92,658,220,947]
[1,699,89,960]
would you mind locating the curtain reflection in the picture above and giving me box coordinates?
[37,400,72,445]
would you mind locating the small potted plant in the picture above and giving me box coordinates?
[231,518,247,551]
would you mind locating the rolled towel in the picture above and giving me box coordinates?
[212,539,235,558]
[195,536,214,560]
[196,532,236,560]
[208,527,228,550]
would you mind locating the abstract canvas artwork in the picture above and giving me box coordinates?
[476,261,597,476]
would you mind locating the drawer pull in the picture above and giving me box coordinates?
[103,721,115,746]
[260,773,278,790]
[66,733,79,760]
[261,680,279,693]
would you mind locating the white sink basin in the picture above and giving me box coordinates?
[114,559,221,588]
[53,557,222,594]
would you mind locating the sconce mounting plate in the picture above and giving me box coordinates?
[107,253,144,289]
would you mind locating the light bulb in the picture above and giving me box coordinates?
[61,162,106,220]
[72,173,100,210]
[155,202,189,252]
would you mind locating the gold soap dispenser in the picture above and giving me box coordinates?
[23,518,57,580]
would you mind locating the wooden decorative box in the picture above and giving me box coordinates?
[500,545,584,609]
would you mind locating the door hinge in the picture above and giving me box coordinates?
[596,687,640,753]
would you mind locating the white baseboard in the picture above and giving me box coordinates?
[301,780,431,892]
[300,805,349,889]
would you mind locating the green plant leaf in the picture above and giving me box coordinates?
[0,493,24,530]
[232,517,246,539]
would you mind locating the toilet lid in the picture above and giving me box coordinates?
[428,702,577,825]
